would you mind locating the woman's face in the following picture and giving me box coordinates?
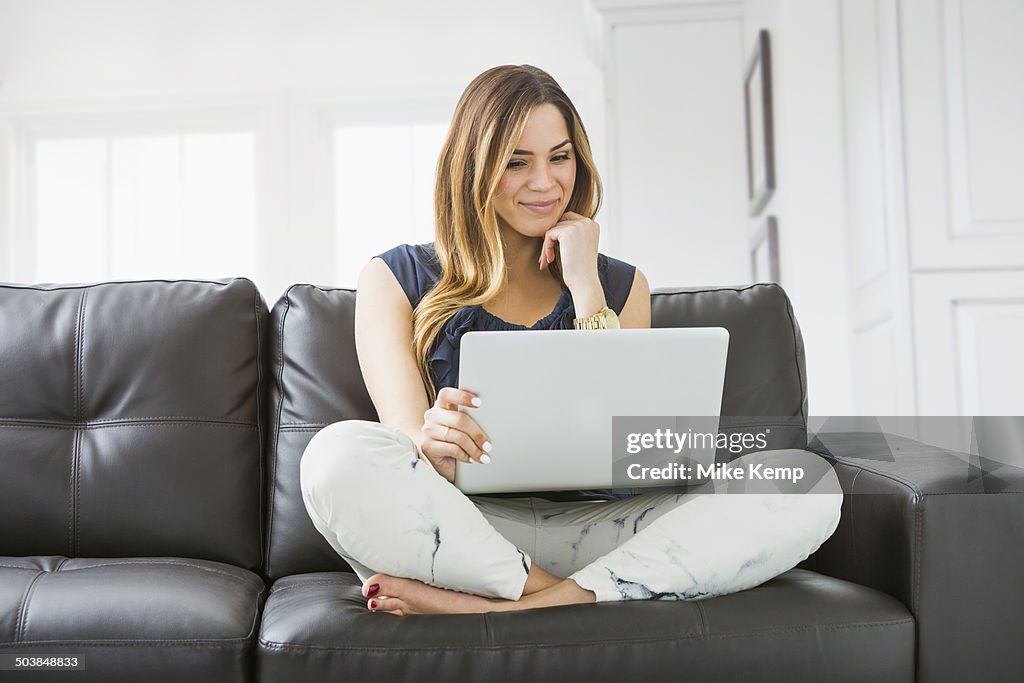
[492,102,577,239]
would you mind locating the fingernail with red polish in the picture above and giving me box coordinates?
[369,599,377,609]
[367,583,379,597]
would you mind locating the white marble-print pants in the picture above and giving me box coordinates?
[299,420,843,602]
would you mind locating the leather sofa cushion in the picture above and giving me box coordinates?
[257,569,913,682]
[0,279,267,569]
[0,555,264,683]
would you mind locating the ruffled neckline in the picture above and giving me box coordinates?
[426,287,575,392]
[473,287,574,330]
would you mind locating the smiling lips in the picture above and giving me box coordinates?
[521,199,559,215]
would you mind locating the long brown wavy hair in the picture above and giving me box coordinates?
[413,64,603,402]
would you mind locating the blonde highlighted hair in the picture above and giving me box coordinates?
[413,64,603,402]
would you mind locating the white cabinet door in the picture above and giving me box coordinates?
[901,0,1024,270]
[901,0,1024,415]
[914,271,1024,414]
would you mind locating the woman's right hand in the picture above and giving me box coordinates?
[418,388,493,483]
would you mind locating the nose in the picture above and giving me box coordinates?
[526,163,556,192]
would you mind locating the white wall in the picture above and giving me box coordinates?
[0,0,602,101]
[743,0,854,415]
[606,14,749,289]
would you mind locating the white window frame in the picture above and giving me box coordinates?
[321,97,456,285]
[3,99,275,285]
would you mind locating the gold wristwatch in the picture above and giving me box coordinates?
[573,306,621,330]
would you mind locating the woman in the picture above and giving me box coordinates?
[300,64,842,616]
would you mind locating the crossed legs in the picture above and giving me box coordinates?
[299,420,842,614]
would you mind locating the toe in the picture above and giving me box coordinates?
[369,596,407,615]
[362,573,390,598]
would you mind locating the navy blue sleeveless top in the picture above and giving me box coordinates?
[375,242,637,501]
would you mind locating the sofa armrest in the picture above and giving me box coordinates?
[804,431,1024,682]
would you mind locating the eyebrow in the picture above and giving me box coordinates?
[512,139,572,156]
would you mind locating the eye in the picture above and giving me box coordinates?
[506,159,527,170]
[552,153,571,163]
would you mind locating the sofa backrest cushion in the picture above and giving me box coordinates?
[652,284,809,449]
[0,278,267,570]
[264,285,377,579]
[265,282,808,579]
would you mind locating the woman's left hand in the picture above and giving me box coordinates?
[539,211,601,293]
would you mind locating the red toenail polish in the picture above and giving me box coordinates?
[367,583,380,597]
[369,599,377,609]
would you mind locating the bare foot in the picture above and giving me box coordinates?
[361,573,597,616]
[362,573,503,615]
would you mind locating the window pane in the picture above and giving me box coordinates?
[182,132,257,280]
[334,122,446,286]
[411,123,447,241]
[34,138,109,284]
[31,130,257,285]
[110,135,181,279]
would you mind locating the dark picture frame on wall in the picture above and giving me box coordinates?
[750,215,780,283]
[744,29,775,216]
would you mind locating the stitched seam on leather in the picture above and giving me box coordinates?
[779,286,806,422]
[59,560,260,584]
[913,497,922,616]
[265,285,296,577]
[718,421,805,429]
[257,618,916,651]
[73,289,87,557]
[0,563,47,570]
[267,581,355,595]
[0,638,252,647]
[650,283,768,296]
[694,600,709,637]
[254,285,266,571]
[0,419,259,429]
[848,468,861,549]
[825,455,1020,497]
[2,416,259,424]
[73,290,84,421]
[296,283,353,293]
[482,613,493,645]
[0,278,237,293]
[530,498,538,567]
[914,490,1024,496]
[835,467,863,578]
[66,430,77,557]
[78,288,86,554]
[816,452,923,495]
[245,586,265,640]
[14,571,45,642]
[79,416,258,424]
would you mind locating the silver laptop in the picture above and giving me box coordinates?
[454,327,729,494]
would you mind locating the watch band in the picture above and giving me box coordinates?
[573,306,621,330]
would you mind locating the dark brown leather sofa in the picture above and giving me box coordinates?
[1,277,1019,682]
